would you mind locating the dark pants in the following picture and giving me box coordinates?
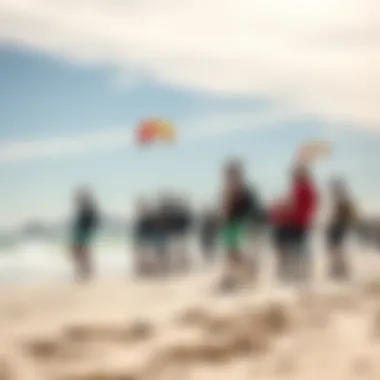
[273,226,308,251]
[134,229,168,256]
[326,224,350,279]
[273,225,310,281]
[326,224,348,249]
[71,229,95,281]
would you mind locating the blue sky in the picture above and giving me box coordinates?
[0,0,378,228]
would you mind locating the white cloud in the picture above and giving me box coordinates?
[0,128,132,164]
[0,0,379,128]
[0,107,295,164]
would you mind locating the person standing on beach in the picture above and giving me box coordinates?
[158,194,192,273]
[326,178,357,279]
[219,159,262,290]
[71,189,99,281]
[270,164,318,283]
[171,196,193,272]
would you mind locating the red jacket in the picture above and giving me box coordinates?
[288,177,318,228]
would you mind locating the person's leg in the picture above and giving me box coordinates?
[170,232,183,273]
[226,222,246,272]
[220,221,255,289]
[292,228,311,283]
[245,226,263,281]
[71,246,81,281]
[327,226,349,280]
[273,227,290,282]
[158,228,171,274]
[203,230,219,265]
[133,233,143,275]
[180,232,191,272]
[219,222,241,289]
[133,230,152,276]
[71,244,92,281]
[136,244,152,276]
[81,246,93,280]
[71,228,94,281]
[201,234,210,262]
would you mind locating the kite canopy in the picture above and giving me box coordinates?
[136,119,176,146]
[296,140,331,164]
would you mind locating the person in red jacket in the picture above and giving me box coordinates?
[271,164,318,282]
[289,165,318,233]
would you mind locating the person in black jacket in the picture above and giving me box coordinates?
[71,188,99,281]
[219,159,262,290]
[326,178,356,279]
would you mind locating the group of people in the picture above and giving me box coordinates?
[132,194,194,275]
[218,159,356,288]
[70,157,358,288]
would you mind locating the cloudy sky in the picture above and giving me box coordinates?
[0,0,379,228]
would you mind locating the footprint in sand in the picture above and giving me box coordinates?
[274,354,297,377]
[63,319,154,345]
[259,303,290,335]
[351,355,374,378]
[176,307,211,327]
[362,279,380,298]
[24,335,62,360]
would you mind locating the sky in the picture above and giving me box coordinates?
[0,0,379,228]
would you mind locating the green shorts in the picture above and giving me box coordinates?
[221,221,247,251]
[73,230,93,248]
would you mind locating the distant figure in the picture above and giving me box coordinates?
[271,164,318,283]
[132,199,158,276]
[71,189,99,281]
[326,178,356,280]
[219,159,261,290]
[199,209,220,262]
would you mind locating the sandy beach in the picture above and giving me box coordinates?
[0,245,380,380]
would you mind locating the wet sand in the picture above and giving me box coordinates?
[1,250,380,380]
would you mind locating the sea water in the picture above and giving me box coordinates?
[0,231,208,284]
[0,230,373,284]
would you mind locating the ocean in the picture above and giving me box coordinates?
[0,230,372,285]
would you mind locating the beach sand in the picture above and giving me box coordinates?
[1,249,380,380]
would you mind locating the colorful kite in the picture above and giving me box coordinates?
[296,140,331,164]
[136,119,176,146]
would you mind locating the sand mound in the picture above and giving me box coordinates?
[0,359,11,380]
[258,303,290,335]
[23,335,62,360]
[370,307,380,341]
[3,253,380,380]
[176,307,212,327]
[362,279,380,298]
[63,319,154,344]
